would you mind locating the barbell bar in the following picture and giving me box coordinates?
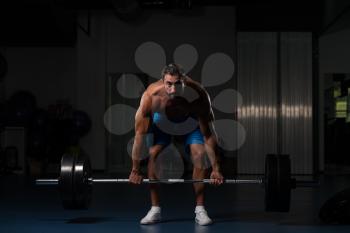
[36,178,265,185]
[36,178,319,186]
[35,153,319,211]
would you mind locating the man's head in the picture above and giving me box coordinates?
[161,63,185,98]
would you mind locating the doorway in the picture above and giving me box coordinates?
[324,73,350,173]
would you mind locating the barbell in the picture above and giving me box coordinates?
[36,153,319,211]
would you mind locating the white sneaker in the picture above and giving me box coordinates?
[140,206,162,225]
[195,206,213,226]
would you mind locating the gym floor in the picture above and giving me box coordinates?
[1,174,350,233]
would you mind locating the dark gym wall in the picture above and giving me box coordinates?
[237,32,313,175]
[2,47,77,109]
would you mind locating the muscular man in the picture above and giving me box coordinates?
[129,63,224,225]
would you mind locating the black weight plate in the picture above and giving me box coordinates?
[265,154,292,212]
[276,154,291,212]
[73,154,92,209]
[265,154,278,211]
[59,153,76,209]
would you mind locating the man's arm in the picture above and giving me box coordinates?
[196,87,222,174]
[130,92,152,183]
[198,111,221,173]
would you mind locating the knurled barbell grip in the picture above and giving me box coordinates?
[92,178,264,184]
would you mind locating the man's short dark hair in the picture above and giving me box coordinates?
[161,63,185,79]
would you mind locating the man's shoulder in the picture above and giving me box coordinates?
[145,80,163,96]
[184,76,205,91]
[184,76,207,98]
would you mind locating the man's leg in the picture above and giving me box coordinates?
[140,144,165,225]
[190,144,207,206]
[148,144,164,206]
[189,143,213,225]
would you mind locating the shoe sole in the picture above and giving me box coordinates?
[195,218,212,226]
[140,219,162,225]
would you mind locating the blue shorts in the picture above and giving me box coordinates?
[146,112,205,153]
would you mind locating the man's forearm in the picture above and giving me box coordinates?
[204,135,221,172]
[131,133,144,171]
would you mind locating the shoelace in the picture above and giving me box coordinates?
[196,211,208,218]
[147,210,160,218]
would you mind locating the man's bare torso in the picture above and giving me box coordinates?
[144,77,208,120]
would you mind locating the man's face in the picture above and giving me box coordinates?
[163,74,184,98]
